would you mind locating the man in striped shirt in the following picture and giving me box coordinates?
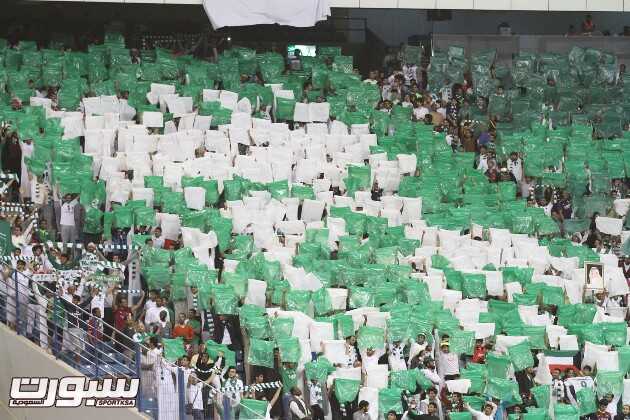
[437,342,460,380]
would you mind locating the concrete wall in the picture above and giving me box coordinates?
[0,324,147,420]
[349,9,630,45]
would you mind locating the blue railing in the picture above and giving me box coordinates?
[1,263,155,416]
[0,262,246,419]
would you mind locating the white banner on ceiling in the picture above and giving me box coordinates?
[203,0,331,29]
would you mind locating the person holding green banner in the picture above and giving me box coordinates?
[242,385,282,420]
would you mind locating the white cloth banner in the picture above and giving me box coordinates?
[582,341,610,368]
[244,279,267,307]
[558,335,579,351]
[623,379,630,405]
[596,351,619,372]
[595,216,623,236]
[613,199,630,216]
[358,387,379,420]
[204,0,331,29]
[309,322,334,353]
[446,379,471,394]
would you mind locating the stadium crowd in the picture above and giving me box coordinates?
[0,32,629,420]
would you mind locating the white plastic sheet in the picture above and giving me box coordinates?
[446,379,471,394]
[244,279,267,307]
[596,216,623,236]
[558,335,579,351]
[309,321,334,353]
[203,0,331,29]
[184,187,206,210]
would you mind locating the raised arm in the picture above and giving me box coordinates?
[131,291,146,313]
[269,386,283,407]
[465,403,485,419]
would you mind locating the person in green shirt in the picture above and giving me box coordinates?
[50,249,79,270]
[47,291,66,355]
[34,219,52,244]
[280,362,298,391]
[162,294,176,327]
[187,308,202,348]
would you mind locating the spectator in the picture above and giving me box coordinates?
[466,401,497,420]
[353,400,372,420]
[55,194,83,251]
[222,366,243,419]
[153,309,172,338]
[593,399,613,420]
[145,295,170,325]
[421,388,445,420]
[173,312,194,343]
[87,306,103,352]
[151,226,166,249]
[582,14,595,33]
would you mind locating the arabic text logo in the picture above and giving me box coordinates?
[9,376,139,408]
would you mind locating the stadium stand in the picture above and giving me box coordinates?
[0,26,630,420]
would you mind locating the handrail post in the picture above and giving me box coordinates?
[94,317,100,378]
[135,343,144,412]
[13,272,20,336]
[177,367,186,420]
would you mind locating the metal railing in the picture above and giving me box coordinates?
[0,262,159,416]
[0,260,258,419]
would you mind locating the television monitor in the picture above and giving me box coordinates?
[287,44,317,58]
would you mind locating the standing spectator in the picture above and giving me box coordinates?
[388,339,408,371]
[145,295,170,325]
[8,259,31,332]
[214,314,242,351]
[507,152,523,183]
[18,137,33,200]
[592,400,613,420]
[471,339,487,363]
[59,286,98,363]
[306,377,325,420]
[151,226,166,249]
[515,367,536,396]
[154,310,172,338]
[113,292,145,330]
[113,291,144,349]
[466,401,497,420]
[173,312,194,343]
[421,388,444,420]
[582,14,595,33]
[195,350,223,416]
[288,386,310,419]
[187,309,202,349]
[248,376,283,420]
[353,401,372,420]
[2,133,22,180]
[221,366,243,420]
[31,245,53,272]
[437,342,460,380]
[187,374,206,420]
[87,307,104,354]
[405,401,440,420]
[551,368,566,403]
[614,405,630,420]
[55,194,83,251]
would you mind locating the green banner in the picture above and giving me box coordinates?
[0,220,13,256]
